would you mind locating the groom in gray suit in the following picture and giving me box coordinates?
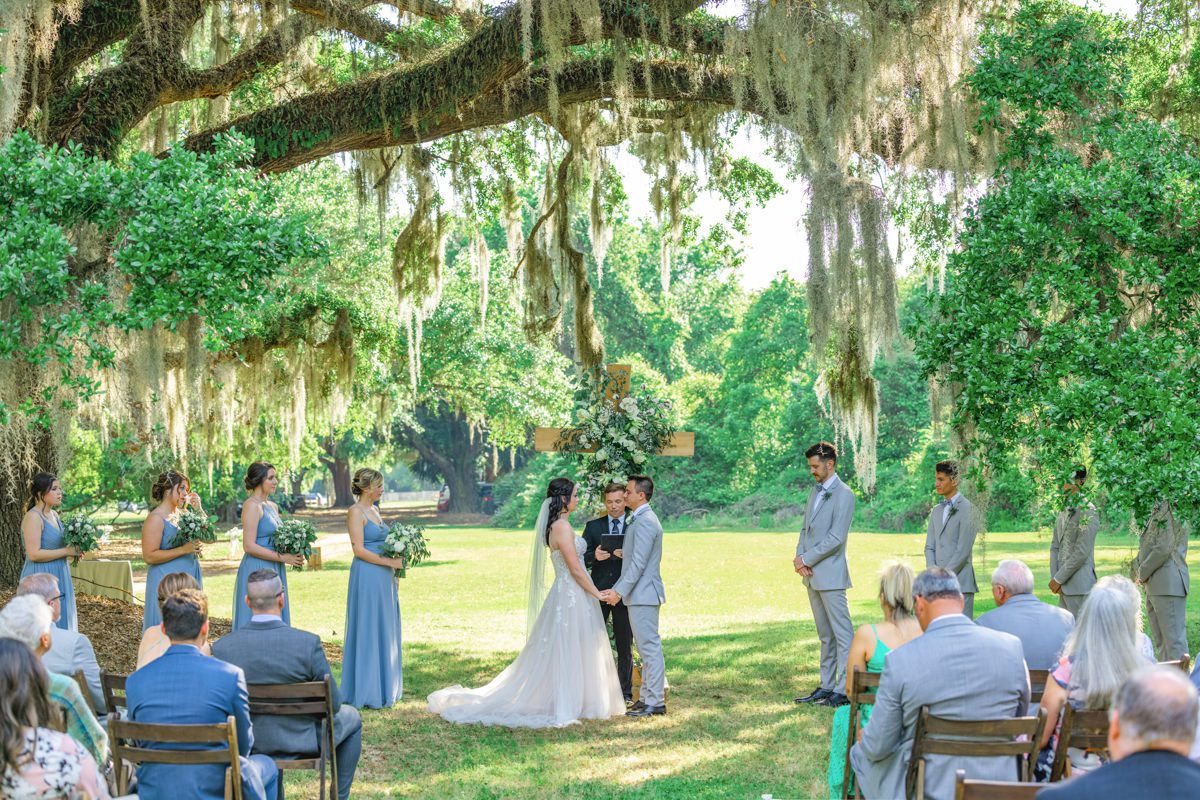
[794,441,856,708]
[602,475,667,717]
[925,459,980,617]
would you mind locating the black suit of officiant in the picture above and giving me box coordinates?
[583,513,634,700]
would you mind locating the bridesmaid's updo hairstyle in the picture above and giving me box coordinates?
[544,477,575,544]
[351,468,384,498]
[151,470,189,503]
[27,472,57,511]
[244,461,275,492]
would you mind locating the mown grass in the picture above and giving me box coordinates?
[194,526,1194,799]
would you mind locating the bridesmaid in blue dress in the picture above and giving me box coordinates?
[232,462,302,629]
[141,470,206,631]
[341,468,405,709]
[20,473,78,632]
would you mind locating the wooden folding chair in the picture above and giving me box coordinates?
[953,769,1041,800]
[247,676,338,800]
[841,667,882,800]
[1027,669,1051,705]
[101,672,127,718]
[905,707,1046,799]
[108,714,243,800]
[1158,654,1191,673]
[1048,706,1109,782]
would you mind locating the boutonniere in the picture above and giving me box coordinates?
[822,490,833,502]
[948,505,959,518]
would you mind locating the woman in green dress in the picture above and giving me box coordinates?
[827,560,923,799]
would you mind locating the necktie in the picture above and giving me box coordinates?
[611,518,620,536]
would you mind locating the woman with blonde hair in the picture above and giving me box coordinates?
[340,468,405,708]
[827,560,923,798]
[137,571,209,669]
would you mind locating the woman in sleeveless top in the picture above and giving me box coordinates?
[827,560,923,799]
[341,468,405,709]
[231,462,302,629]
[141,470,206,631]
[20,473,78,632]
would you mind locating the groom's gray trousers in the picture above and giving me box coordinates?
[628,605,666,707]
[809,586,853,694]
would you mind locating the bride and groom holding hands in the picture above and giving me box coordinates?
[427,475,667,728]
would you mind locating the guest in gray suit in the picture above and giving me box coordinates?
[793,441,856,708]
[1049,469,1100,617]
[977,559,1075,669]
[603,475,667,718]
[212,569,362,799]
[16,572,106,716]
[850,568,1030,800]
[1133,501,1190,661]
[925,460,980,617]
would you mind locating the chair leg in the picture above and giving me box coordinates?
[276,769,284,800]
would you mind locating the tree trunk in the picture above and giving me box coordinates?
[322,457,352,508]
[0,427,58,587]
[402,408,483,514]
[445,456,479,514]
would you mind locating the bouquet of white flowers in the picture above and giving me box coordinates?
[380,522,430,578]
[171,507,217,547]
[272,519,318,569]
[61,514,104,563]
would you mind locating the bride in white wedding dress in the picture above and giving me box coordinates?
[427,477,626,728]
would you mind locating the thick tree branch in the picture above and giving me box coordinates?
[290,0,420,55]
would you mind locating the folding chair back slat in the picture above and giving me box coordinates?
[246,675,337,800]
[101,672,127,717]
[953,769,1042,800]
[1048,706,1110,782]
[1027,670,1050,705]
[906,707,1046,799]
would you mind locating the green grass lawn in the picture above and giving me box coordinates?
[195,527,1196,799]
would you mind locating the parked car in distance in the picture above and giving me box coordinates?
[478,483,496,515]
[301,492,326,508]
[118,500,147,512]
[437,483,450,512]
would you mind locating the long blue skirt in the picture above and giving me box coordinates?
[341,558,402,708]
[21,557,76,632]
[143,554,203,631]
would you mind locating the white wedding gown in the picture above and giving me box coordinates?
[427,535,626,728]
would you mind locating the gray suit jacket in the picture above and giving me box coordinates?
[925,495,979,593]
[794,475,855,591]
[612,505,665,606]
[211,618,341,756]
[975,593,1074,670]
[850,615,1030,800]
[1050,504,1099,595]
[1135,502,1190,596]
[45,627,105,714]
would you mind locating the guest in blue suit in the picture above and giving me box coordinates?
[341,468,404,709]
[142,470,206,631]
[126,588,278,800]
[231,462,302,630]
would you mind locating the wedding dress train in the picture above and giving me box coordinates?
[427,535,625,728]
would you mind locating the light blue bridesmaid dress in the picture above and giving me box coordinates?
[142,517,204,631]
[341,518,402,708]
[231,503,291,630]
[20,512,76,632]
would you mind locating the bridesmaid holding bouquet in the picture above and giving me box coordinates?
[141,470,205,631]
[20,473,78,631]
[341,468,405,709]
[231,462,302,629]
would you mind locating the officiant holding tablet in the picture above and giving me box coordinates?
[584,482,634,704]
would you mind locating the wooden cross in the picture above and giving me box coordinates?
[533,364,695,456]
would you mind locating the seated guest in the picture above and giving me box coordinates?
[826,560,923,799]
[17,573,106,716]
[1037,666,1200,799]
[212,570,362,800]
[137,570,211,669]
[1034,575,1153,780]
[976,559,1075,669]
[0,594,109,768]
[126,588,278,800]
[0,638,111,799]
[850,567,1029,800]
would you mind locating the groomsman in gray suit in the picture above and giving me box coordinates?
[925,460,980,617]
[603,475,667,717]
[1134,501,1191,661]
[793,441,855,708]
[976,559,1075,670]
[1049,468,1099,616]
[850,568,1030,800]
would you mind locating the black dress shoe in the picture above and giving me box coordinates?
[626,704,666,717]
[821,692,850,708]
[627,699,645,711]
[794,688,832,705]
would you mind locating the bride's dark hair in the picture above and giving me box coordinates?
[544,477,575,545]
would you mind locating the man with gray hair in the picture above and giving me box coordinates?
[976,559,1075,669]
[851,567,1030,799]
[212,569,362,799]
[16,572,106,715]
[1037,666,1200,798]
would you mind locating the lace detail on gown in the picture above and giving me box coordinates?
[427,536,625,728]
